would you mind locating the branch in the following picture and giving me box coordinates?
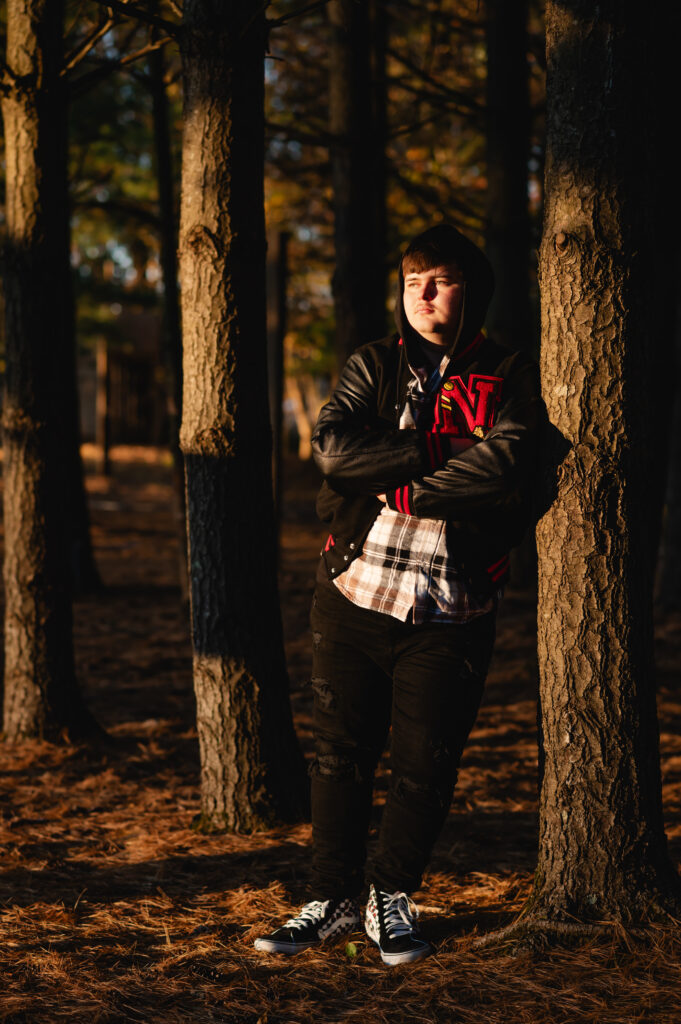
[62,17,115,75]
[389,114,450,139]
[88,0,180,36]
[70,34,174,96]
[386,46,483,113]
[267,0,330,28]
[389,78,482,121]
[389,0,481,34]
[118,35,174,66]
[390,166,481,223]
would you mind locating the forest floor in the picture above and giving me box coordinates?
[0,447,681,1023]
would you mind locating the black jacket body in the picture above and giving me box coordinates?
[311,225,546,601]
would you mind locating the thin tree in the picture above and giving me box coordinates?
[148,40,188,599]
[1,0,97,739]
[328,0,387,368]
[484,0,532,351]
[482,0,681,941]
[178,0,307,830]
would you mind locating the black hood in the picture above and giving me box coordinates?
[395,223,495,357]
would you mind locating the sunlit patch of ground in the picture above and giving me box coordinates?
[0,449,680,1023]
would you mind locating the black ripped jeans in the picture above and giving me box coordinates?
[309,580,497,900]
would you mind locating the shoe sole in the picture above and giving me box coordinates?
[254,937,320,954]
[379,942,433,966]
[254,916,362,956]
[366,921,433,966]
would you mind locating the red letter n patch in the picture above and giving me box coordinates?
[439,374,503,435]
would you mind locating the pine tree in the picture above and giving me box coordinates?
[529,0,680,930]
[178,0,307,830]
[1,0,97,739]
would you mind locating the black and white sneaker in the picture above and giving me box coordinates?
[254,897,361,954]
[365,884,433,966]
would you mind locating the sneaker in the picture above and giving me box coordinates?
[365,884,433,966]
[254,897,361,954]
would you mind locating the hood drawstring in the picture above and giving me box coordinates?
[393,284,467,426]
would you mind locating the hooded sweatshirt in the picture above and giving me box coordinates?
[311,225,545,600]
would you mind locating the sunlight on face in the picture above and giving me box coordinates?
[402,263,464,346]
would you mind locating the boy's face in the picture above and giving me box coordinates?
[402,262,464,346]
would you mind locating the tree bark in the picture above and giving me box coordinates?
[149,42,188,601]
[1,0,97,740]
[328,0,388,369]
[531,0,680,924]
[179,0,308,832]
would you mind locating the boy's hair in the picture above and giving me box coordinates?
[401,231,463,277]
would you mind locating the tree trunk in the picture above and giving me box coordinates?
[531,0,680,924]
[95,337,111,476]
[485,0,536,589]
[329,0,387,369]
[1,0,97,740]
[149,42,188,602]
[656,298,681,610]
[648,10,681,601]
[266,229,288,535]
[179,0,308,832]
[60,171,102,596]
[484,0,532,352]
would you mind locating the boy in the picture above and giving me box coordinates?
[255,224,544,965]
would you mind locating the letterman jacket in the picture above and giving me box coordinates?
[311,225,546,602]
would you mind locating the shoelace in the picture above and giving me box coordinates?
[380,891,419,939]
[284,900,331,930]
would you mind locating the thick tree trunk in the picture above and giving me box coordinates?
[531,0,680,924]
[1,0,97,740]
[329,0,387,369]
[179,0,308,831]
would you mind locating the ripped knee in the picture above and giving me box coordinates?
[392,769,458,809]
[310,675,336,710]
[310,753,358,781]
[310,751,376,785]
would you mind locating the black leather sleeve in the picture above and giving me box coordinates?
[311,350,429,496]
[410,356,545,519]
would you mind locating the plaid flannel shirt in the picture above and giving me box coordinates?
[333,342,496,624]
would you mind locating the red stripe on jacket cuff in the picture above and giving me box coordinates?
[487,553,509,573]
